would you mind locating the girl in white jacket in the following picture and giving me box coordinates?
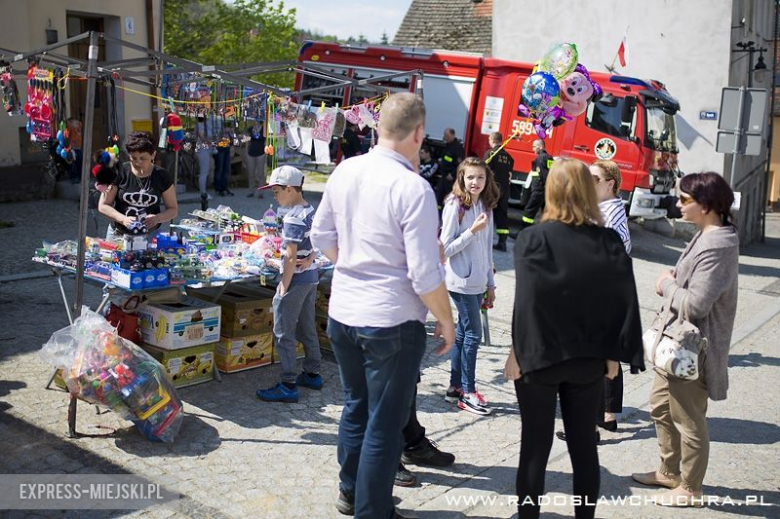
[440,157,500,416]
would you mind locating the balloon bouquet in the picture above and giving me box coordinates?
[518,43,603,139]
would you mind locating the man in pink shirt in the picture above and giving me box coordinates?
[312,93,455,519]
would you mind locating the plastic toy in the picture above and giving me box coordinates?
[40,309,184,443]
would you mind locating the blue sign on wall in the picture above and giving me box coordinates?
[700,111,718,120]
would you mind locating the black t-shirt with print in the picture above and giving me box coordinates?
[111,163,173,235]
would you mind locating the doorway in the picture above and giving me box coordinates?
[66,14,109,150]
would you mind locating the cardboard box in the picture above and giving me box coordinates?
[316,314,331,352]
[272,342,306,363]
[216,333,273,373]
[142,342,216,388]
[315,282,331,315]
[111,266,145,290]
[137,297,221,349]
[188,284,274,337]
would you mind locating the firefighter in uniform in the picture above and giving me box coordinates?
[484,131,514,251]
[435,128,464,209]
[520,139,553,229]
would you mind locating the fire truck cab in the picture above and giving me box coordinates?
[296,42,682,219]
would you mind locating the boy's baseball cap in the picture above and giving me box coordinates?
[259,165,304,189]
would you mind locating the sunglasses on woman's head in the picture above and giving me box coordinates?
[679,193,696,206]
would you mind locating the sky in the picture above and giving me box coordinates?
[279,0,413,42]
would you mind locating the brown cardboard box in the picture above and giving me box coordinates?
[142,342,216,388]
[188,284,275,337]
[216,333,273,373]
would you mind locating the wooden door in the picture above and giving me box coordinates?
[67,15,109,150]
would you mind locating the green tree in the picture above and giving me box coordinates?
[164,0,299,88]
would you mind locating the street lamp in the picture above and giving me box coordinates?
[733,40,769,87]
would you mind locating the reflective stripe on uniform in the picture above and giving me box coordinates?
[546,159,554,169]
[521,216,535,224]
[496,228,509,235]
[443,155,454,162]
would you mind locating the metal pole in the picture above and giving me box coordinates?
[74,31,99,319]
[729,86,746,186]
[69,32,99,438]
[762,2,779,243]
[173,148,179,196]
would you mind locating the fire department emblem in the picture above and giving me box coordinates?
[594,138,617,160]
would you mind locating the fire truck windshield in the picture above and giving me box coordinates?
[645,106,678,153]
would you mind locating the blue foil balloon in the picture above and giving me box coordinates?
[521,72,561,116]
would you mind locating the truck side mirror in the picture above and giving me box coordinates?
[621,96,637,124]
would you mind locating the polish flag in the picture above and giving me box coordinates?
[617,29,629,67]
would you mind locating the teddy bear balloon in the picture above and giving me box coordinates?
[558,64,603,117]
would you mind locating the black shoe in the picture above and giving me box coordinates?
[225,189,235,196]
[556,430,600,442]
[492,242,507,252]
[200,193,209,211]
[394,463,417,487]
[402,437,455,467]
[598,419,618,432]
[335,490,354,515]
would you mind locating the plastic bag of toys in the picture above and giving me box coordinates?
[39,307,184,443]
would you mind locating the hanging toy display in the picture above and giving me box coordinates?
[166,112,184,151]
[25,62,56,142]
[91,144,120,193]
[0,60,22,116]
[55,121,74,164]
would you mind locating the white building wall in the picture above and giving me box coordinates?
[494,0,773,175]
[494,0,774,244]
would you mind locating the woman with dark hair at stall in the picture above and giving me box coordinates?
[632,172,739,508]
[98,131,178,239]
[504,158,644,519]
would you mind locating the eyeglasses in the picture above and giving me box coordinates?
[678,193,697,206]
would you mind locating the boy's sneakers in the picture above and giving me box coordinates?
[444,386,463,403]
[458,392,491,416]
[296,372,323,390]
[256,383,298,403]
[473,390,488,406]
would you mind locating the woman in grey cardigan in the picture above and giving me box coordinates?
[632,172,739,507]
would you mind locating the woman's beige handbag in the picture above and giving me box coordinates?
[642,287,707,380]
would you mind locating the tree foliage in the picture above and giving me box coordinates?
[164,0,299,88]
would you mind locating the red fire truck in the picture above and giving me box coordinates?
[295,41,682,218]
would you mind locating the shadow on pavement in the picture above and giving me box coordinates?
[729,352,780,368]
[0,411,227,518]
[113,413,221,458]
[740,236,780,259]
[0,379,26,412]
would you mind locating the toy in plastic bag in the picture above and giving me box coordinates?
[40,307,184,443]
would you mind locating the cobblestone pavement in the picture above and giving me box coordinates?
[1,186,778,518]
